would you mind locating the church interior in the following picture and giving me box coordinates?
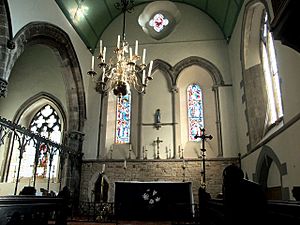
[0,0,300,224]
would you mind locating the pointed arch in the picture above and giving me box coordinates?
[2,92,67,183]
[13,92,67,129]
[152,59,174,90]
[255,145,288,200]
[173,56,224,86]
[5,22,86,131]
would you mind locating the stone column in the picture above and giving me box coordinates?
[0,0,14,97]
[65,131,84,215]
[171,86,179,159]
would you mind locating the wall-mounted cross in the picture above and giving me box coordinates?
[153,137,163,159]
[195,128,213,187]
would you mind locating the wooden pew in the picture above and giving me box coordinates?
[0,196,66,225]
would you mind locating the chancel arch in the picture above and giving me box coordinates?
[6,22,86,132]
[0,22,86,200]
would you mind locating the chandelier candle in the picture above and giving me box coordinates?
[87,0,153,96]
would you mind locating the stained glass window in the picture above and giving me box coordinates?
[149,13,169,32]
[261,11,283,126]
[187,84,204,141]
[10,105,62,181]
[115,92,131,143]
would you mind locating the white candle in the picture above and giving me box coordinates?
[129,144,132,150]
[117,35,120,49]
[124,159,127,169]
[135,40,138,55]
[102,164,105,172]
[102,68,105,82]
[148,60,153,77]
[99,40,103,54]
[142,70,146,84]
[103,47,106,62]
[142,49,146,64]
[129,47,133,60]
[91,55,95,70]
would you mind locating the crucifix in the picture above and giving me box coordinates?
[153,137,163,159]
[195,128,213,187]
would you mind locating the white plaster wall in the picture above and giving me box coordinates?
[0,45,67,119]
[91,3,237,159]
[142,70,173,159]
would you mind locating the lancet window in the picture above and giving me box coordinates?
[187,84,204,141]
[115,92,131,144]
[261,11,283,126]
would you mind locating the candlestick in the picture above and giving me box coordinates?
[166,146,169,159]
[117,35,120,49]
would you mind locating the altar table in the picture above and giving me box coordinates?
[114,181,194,220]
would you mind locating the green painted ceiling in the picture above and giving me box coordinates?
[55,0,244,52]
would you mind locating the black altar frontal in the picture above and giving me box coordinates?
[114,181,194,220]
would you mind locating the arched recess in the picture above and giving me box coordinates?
[255,145,288,200]
[13,92,67,127]
[0,0,14,97]
[88,171,111,202]
[240,0,279,149]
[173,56,224,157]
[5,22,86,132]
[151,59,175,89]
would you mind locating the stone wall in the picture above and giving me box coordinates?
[80,158,237,204]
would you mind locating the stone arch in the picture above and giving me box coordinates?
[173,56,224,86]
[255,145,288,200]
[12,92,67,129]
[241,0,269,69]
[152,59,175,90]
[6,22,86,132]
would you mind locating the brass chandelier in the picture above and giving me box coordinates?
[87,0,153,96]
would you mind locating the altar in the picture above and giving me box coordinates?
[114,181,194,220]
